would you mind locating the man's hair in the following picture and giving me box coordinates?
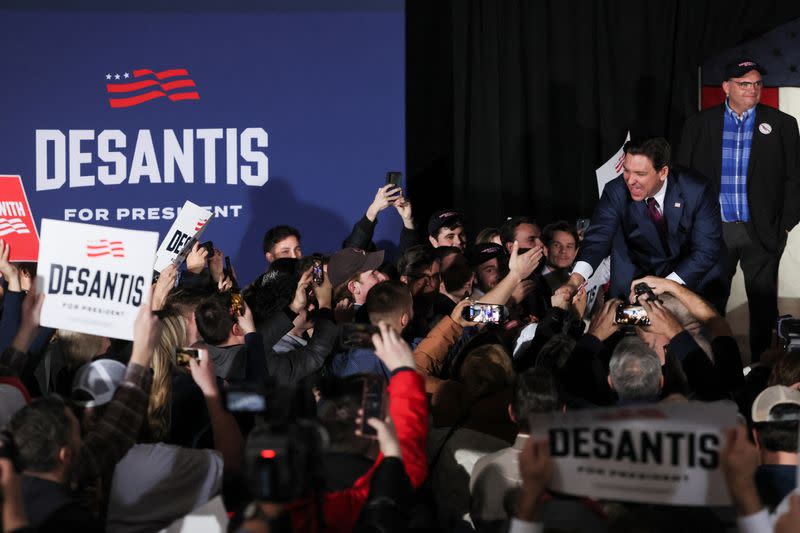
[499,216,537,246]
[541,220,579,248]
[768,351,800,387]
[8,395,72,473]
[262,225,301,255]
[441,253,473,293]
[396,245,438,279]
[163,285,217,318]
[54,330,107,368]
[623,137,671,171]
[195,293,235,346]
[366,280,413,325]
[459,344,515,397]
[512,368,559,431]
[753,404,800,453]
[244,267,299,326]
[609,337,662,402]
[475,227,500,245]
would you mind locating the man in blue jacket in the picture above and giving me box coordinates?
[559,136,724,301]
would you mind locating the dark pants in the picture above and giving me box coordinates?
[721,222,780,361]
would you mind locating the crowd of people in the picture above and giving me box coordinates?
[0,60,799,533]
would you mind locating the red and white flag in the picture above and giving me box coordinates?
[86,239,125,258]
[595,131,630,197]
[105,68,200,109]
[0,175,39,261]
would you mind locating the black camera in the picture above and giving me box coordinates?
[244,420,328,502]
[777,315,800,353]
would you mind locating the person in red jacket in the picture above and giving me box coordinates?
[284,322,428,533]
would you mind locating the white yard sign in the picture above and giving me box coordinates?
[38,219,158,340]
[153,201,213,272]
[530,401,738,506]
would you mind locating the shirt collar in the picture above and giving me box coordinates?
[647,177,668,208]
[724,98,755,121]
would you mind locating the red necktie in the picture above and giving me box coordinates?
[646,197,668,245]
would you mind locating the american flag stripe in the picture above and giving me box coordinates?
[106,78,196,94]
[0,217,29,237]
[133,68,189,80]
[86,239,125,258]
[106,68,199,108]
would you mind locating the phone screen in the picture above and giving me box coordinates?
[360,377,385,438]
[463,303,504,323]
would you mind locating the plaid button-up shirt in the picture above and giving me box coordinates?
[720,100,755,222]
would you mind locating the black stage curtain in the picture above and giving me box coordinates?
[407,1,800,236]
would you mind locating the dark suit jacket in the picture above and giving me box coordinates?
[577,169,723,299]
[677,103,800,252]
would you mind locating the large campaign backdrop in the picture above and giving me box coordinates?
[0,1,405,284]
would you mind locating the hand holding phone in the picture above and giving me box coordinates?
[358,376,386,439]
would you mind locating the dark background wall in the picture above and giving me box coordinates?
[406,0,800,237]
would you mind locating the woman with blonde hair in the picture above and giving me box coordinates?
[146,312,187,442]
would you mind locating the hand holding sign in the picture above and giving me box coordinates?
[152,263,178,312]
[721,425,762,517]
[0,240,21,292]
[517,437,553,522]
[186,241,209,274]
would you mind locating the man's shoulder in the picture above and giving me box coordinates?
[669,165,712,191]
[756,103,798,126]
[684,104,724,126]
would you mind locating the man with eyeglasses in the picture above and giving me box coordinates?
[678,59,800,362]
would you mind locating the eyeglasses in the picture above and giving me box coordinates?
[732,80,763,90]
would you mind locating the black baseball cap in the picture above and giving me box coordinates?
[428,209,464,237]
[466,243,506,267]
[724,59,767,80]
[327,248,385,287]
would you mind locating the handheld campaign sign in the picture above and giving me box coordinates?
[595,131,631,197]
[530,401,738,506]
[0,175,39,261]
[153,201,213,272]
[38,219,159,341]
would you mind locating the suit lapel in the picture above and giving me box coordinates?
[663,176,683,255]
[628,199,664,255]
[747,104,765,179]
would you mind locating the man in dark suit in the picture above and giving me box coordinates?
[677,59,800,360]
[558,137,723,303]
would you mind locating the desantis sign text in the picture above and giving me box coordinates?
[0,4,405,285]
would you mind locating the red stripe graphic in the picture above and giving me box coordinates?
[169,91,200,102]
[109,90,166,109]
[195,219,208,231]
[106,68,199,108]
[614,154,624,173]
[0,218,30,237]
[86,240,125,258]
[133,68,189,80]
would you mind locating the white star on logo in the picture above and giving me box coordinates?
[123,72,130,79]
[106,73,112,80]
[114,74,120,80]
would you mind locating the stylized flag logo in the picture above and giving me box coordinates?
[105,68,200,109]
[0,217,30,237]
[195,218,208,231]
[86,239,125,258]
[614,153,624,174]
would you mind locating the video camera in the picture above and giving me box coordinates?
[225,382,329,503]
[777,315,800,353]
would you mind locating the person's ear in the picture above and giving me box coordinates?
[232,322,243,337]
[607,375,614,390]
[507,404,516,424]
[400,275,409,285]
[752,428,762,450]
[347,279,359,297]
[658,164,669,181]
[428,235,438,248]
[58,445,72,465]
[265,252,275,263]
[659,375,665,390]
[722,80,730,98]
[400,312,409,329]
